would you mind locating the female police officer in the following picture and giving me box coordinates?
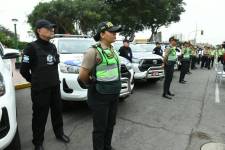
[20,19,69,150]
[162,37,177,99]
[79,22,121,150]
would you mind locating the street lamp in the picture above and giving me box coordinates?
[11,18,18,50]
[12,19,20,68]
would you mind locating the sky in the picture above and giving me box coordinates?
[0,0,225,45]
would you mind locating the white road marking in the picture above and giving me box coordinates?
[215,82,220,103]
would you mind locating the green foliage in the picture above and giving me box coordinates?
[74,0,110,35]
[107,0,185,40]
[0,28,28,50]
[28,0,77,34]
[0,25,14,38]
[0,32,14,47]
[28,0,185,39]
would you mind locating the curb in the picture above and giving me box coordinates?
[15,82,31,90]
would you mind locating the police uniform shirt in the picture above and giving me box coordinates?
[163,45,176,63]
[20,38,60,90]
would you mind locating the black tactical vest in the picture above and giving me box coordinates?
[31,42,60,90]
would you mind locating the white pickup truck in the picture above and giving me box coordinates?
[114,42,164,82]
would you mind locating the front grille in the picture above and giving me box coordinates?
[0,107,10,139]
[120,64,131,79]
[139,59,163,72]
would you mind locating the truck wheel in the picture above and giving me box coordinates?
[5,128,21,150]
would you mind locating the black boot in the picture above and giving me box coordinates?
[56,134,70,143]
[168,92,175,96]
[162,94,172,99]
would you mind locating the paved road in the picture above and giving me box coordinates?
[16,66,225,150]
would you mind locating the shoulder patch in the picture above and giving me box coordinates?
[22,55,30,63]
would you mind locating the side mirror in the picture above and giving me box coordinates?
[2,53,20,59]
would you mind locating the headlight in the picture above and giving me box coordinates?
[126,62,133,70]
[132,58,141,63]
[0,73,6,96]
[60,63,80,74]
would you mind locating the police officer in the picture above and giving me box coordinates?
[119,39,133,62]
[153,42,163,56]
[162,37,177,99]
[218,43,225,64]
[79,21,121,150]
[191,45,197,69]
[179,42,190,84]
[209,47,215,68]
[20,19,70,150]
[201,46,210,69]
[186,42,192,74]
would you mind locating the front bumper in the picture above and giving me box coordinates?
[59,73,88,101]
[0,106,17,150]
[134,67,164,79]
[120,77,131,98]
[0,79,18,149]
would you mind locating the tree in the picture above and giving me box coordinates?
[106,0,185,41]
[143,0,185,41]
[74,0,111,35]
[27,0,185,40]
[28,0,77,34]
[105,0,145,40]
[0,25,15,38]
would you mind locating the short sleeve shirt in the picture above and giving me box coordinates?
[81,48,98,71]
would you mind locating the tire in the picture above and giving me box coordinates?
[5,128,21,150]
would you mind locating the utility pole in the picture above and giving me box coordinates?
[194,24,197,44]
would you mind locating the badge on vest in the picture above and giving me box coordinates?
[46,54,55,65]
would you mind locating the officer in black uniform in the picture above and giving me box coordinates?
[153,42,163,56]
[20,19,70,150]
[119,39,133,62]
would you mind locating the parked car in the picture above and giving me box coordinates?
[114,42,164,82]
[51,34,134,101]
[0,42,21,150]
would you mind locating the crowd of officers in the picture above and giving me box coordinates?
[162,38,225,99]
[19,18,225,150]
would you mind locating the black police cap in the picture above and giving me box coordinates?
[169,36,178,42]
[94,21,122,41]
[35,19,56,29]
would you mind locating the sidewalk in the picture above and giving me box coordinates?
[11,59,31,90]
